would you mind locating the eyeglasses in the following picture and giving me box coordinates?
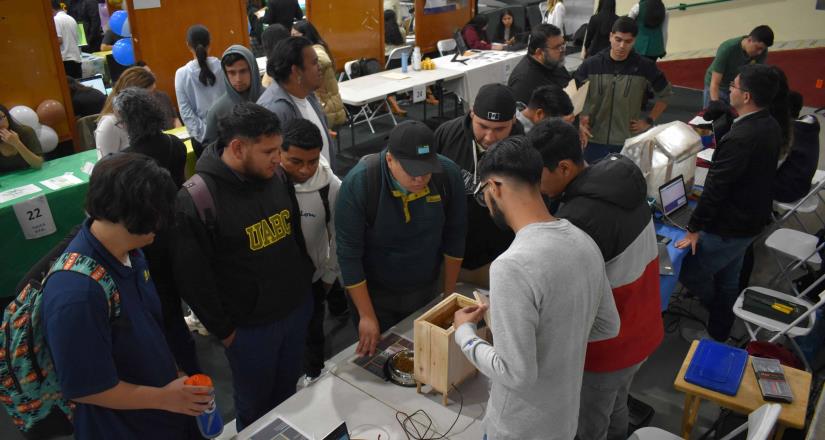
[545,42,567,52]
[472,179,501,207]
[729,83,749,93]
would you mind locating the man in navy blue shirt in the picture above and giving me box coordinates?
[42,154,212,439]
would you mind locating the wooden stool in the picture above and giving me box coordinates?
[674,340,811,439]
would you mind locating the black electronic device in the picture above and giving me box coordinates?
[322,422,350,440]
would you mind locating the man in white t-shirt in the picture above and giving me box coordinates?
[52,0,83,78]
[256,36,335,169]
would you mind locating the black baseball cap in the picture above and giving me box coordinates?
[387,121,442,177]
[473,84,517,122]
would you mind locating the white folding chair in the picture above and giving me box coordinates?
[733,275,825,371]
[629,403,781,440]
[338,60,397,134]
[436,38,456,57]
[384,45,413,70]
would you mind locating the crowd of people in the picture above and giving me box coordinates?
[1,1,821,440]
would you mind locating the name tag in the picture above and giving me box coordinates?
[426,195,442,203]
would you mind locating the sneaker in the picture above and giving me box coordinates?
[680,326,710,344]
[185,313,210,336]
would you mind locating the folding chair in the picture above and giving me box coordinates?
[629,403,781,440]
[75,113,99,151]
[385,45,413,70]
[733,275,825,371]
[436,38,456,57]
[764,178,825,294]
[339,59,397,135]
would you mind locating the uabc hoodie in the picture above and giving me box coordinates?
[171,144,313,340]
[292,156,342,284]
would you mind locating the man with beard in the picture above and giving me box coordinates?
[452,136,619,440]
[507,24,572,105]
[171,103,314,431]
[434,84,523,270]
[574,17,672,163]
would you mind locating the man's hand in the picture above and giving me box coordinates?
[221,330,236,348]
[630,119,651,134]
[676,231,700,255]
[159,376,213,416]
[453,304,488,329]
[0,128,20,145]
[356,315,380,357]
[579,116,592,149]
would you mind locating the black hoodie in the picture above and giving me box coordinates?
[507,54,572,105]
[171,144,313,339]
[557,154,651,260]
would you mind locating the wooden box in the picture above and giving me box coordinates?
[414,293,487,405]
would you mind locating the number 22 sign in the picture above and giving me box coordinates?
[13,195,57,240]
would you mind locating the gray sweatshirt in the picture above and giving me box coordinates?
[455,220,620,440]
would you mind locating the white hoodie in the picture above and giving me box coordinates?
[293,156,341,284]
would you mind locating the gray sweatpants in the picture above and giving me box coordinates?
[576,361,645,440]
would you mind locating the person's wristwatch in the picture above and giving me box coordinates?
[645,116,655,125]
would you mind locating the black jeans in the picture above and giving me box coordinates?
[304,280,327,378]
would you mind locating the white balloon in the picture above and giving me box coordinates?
[9,106,40,130]
[36,125,59,153]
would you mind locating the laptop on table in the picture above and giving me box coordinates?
[658,175,695,229]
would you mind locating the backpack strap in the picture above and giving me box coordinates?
[319,184,331,225]
[362,153,382,227]
[44,252,121,319]
[183,173,217,232]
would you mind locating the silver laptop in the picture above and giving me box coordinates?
[79,74,107,95]
[658,175,694,229]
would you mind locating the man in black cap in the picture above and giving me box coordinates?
[434,83,523,269]
[336,121,467,356]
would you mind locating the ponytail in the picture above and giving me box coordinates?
[186,24,216,87]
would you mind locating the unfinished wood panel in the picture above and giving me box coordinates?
[307,0,384,72]
[414,0,475,54]
[0,0,79,146]
[125,0,249,108]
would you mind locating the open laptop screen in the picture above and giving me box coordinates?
[660,175,688,216]
[79,74,106,95]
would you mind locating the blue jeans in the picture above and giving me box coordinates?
[583,142,622,164]
[679,232,753,341]
[225,295,313,431]
[702,86,730,109]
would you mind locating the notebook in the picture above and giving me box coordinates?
[684,338,748,396]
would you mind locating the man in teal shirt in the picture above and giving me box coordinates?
[335,121,467,356]
[703,25,773,108]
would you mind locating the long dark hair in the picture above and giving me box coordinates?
[186,24,216,87]
[467,14,489,41]
[384,10,404,46]
[0,104,26,134]
[500,9,514,27]
[595,0,617,35]
[769,66,793,157]
[643,0,666,28]
[66,76,96,95]
[293,20,334,65]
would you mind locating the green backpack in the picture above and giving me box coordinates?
[0,252,121,439]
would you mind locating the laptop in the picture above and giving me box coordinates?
[658,175,695,229]
[79,74,107,95]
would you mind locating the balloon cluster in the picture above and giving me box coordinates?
[109,11,135,66]
[8,101,67,153]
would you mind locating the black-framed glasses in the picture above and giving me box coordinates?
[729,83,749,93]
[472,179,501,207]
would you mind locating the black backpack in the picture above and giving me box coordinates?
[360,153,451,227]
[348,58,381,79]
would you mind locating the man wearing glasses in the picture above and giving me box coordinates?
[453,136,619,440]
[574,16,672,164]
[507,24,572,105]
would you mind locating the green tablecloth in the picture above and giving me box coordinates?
[0,150,98,300]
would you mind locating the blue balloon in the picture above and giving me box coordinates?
[112,38,135,66]
[110,10,128,37]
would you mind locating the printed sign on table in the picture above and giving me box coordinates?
[12,195,57,240]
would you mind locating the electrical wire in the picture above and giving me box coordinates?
[395,384,464,440]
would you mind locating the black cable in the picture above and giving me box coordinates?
[395,384,464,440]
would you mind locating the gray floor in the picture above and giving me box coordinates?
[2,88,824,439]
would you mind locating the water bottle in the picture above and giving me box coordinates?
[412,46,422,71]
[185,374,224,438]
[401,51,409,73]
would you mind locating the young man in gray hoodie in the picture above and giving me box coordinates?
[202,45,265,145]
[279,118,342,384]
[257,36,335,167]
[453,136,620,440]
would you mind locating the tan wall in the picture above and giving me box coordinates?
[615,0,825,56]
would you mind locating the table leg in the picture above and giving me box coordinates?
[681,393,701,439]
[773,424,786,440]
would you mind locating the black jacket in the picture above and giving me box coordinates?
[689,109,782,237]
[71,87,105,118]
[123,133,187,187]
[557,154,651,260]
[171,144,313,339]
[493,23,523,44]
[507,55,572,104]
[263,0,304,29]
[433,115,523,269]
[774,116,821,203]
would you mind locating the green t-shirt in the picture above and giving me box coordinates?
[704,36,768,88]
